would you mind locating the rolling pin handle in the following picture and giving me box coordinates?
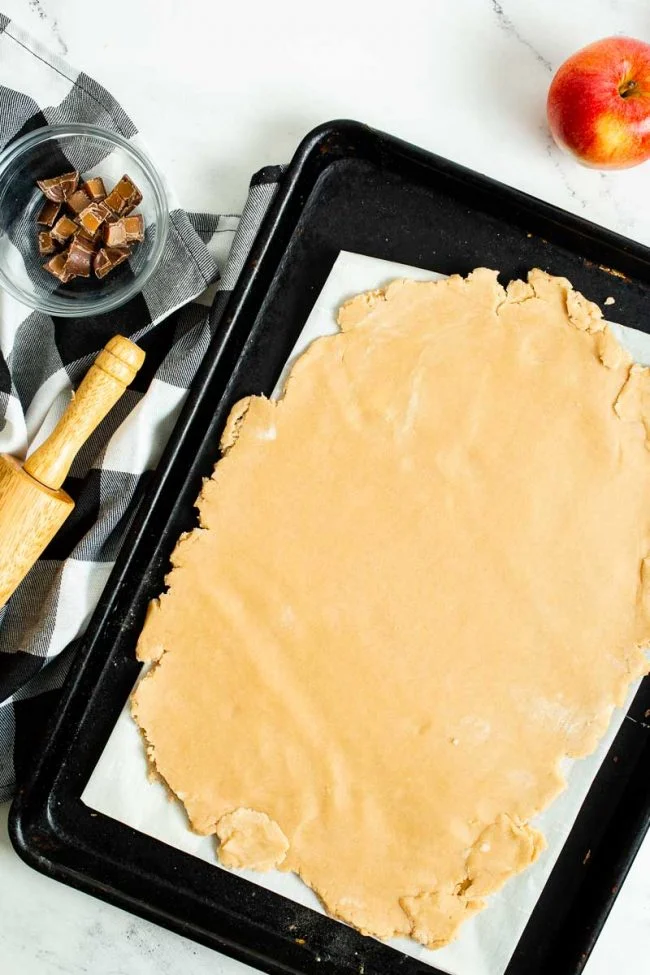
[23,335,145,492]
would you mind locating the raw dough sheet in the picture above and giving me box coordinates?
[82,252,649,975]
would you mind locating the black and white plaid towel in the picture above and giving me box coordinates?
[0,14,283,803]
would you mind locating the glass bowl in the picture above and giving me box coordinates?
[0,124,169,317]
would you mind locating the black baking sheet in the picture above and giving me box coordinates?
[10,120,650,975]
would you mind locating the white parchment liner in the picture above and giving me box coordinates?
[83,252,649,975]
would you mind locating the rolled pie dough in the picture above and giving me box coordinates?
[132,268,650,948]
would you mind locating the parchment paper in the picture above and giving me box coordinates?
[83,252,648,975]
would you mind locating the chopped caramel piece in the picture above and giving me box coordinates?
[75,223,101,244]
[103,187,127,214]
[66,188,91,214]
[64,236,94,278]
[93,245,130,279]
[43,249,73,283]
[104,174,142,215]
[51,215,79,244]
[37,231,57,256]
[93,248,112,279]
[105,245,130,272]
[78,201,110,235]
[103,219,128,248]
[123,214,145,242]
[35,171,144,278]
[36,199,61,227]
[106,245,130,266]
[82,177,107,202]
[37,171,79,203]
[122,200,141,217]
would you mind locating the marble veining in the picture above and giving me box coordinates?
[26,0,67,54]
[489,0,554,72]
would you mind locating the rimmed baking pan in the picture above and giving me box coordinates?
[9,120,650,975]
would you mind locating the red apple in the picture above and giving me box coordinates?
[547,36,650,169]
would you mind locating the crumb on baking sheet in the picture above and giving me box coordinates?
[599,264,628,281]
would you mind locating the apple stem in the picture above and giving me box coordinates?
[619,79,638,99]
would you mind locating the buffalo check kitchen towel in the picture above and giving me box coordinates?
[0,14,284,802]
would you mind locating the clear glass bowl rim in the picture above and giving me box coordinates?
[0,123,169,317]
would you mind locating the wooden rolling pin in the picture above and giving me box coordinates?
[0,335,145,609]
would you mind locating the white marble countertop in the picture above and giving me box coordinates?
[1,0,650,972]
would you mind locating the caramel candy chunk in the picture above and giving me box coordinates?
[122,200,142,216]
[75,223,101,244]
[64,236,94,278]
[82,177,107,202]
[93,248,112,279]
[123,213,145,242]
[36,199,61,227]
[93,245,130,278]
[118,174,142,208]
[66,188,91,214]
[51,215,79,244]
[78,201,110,235]
[37,171,79,202]
[43,249,73,283]
[103,218,128,248]
[35,171,144,277]
[37,231,57,256]
[103,187,127,214]
[104,174,142,215]
[106,246,130,269]
[103,189,123,213]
